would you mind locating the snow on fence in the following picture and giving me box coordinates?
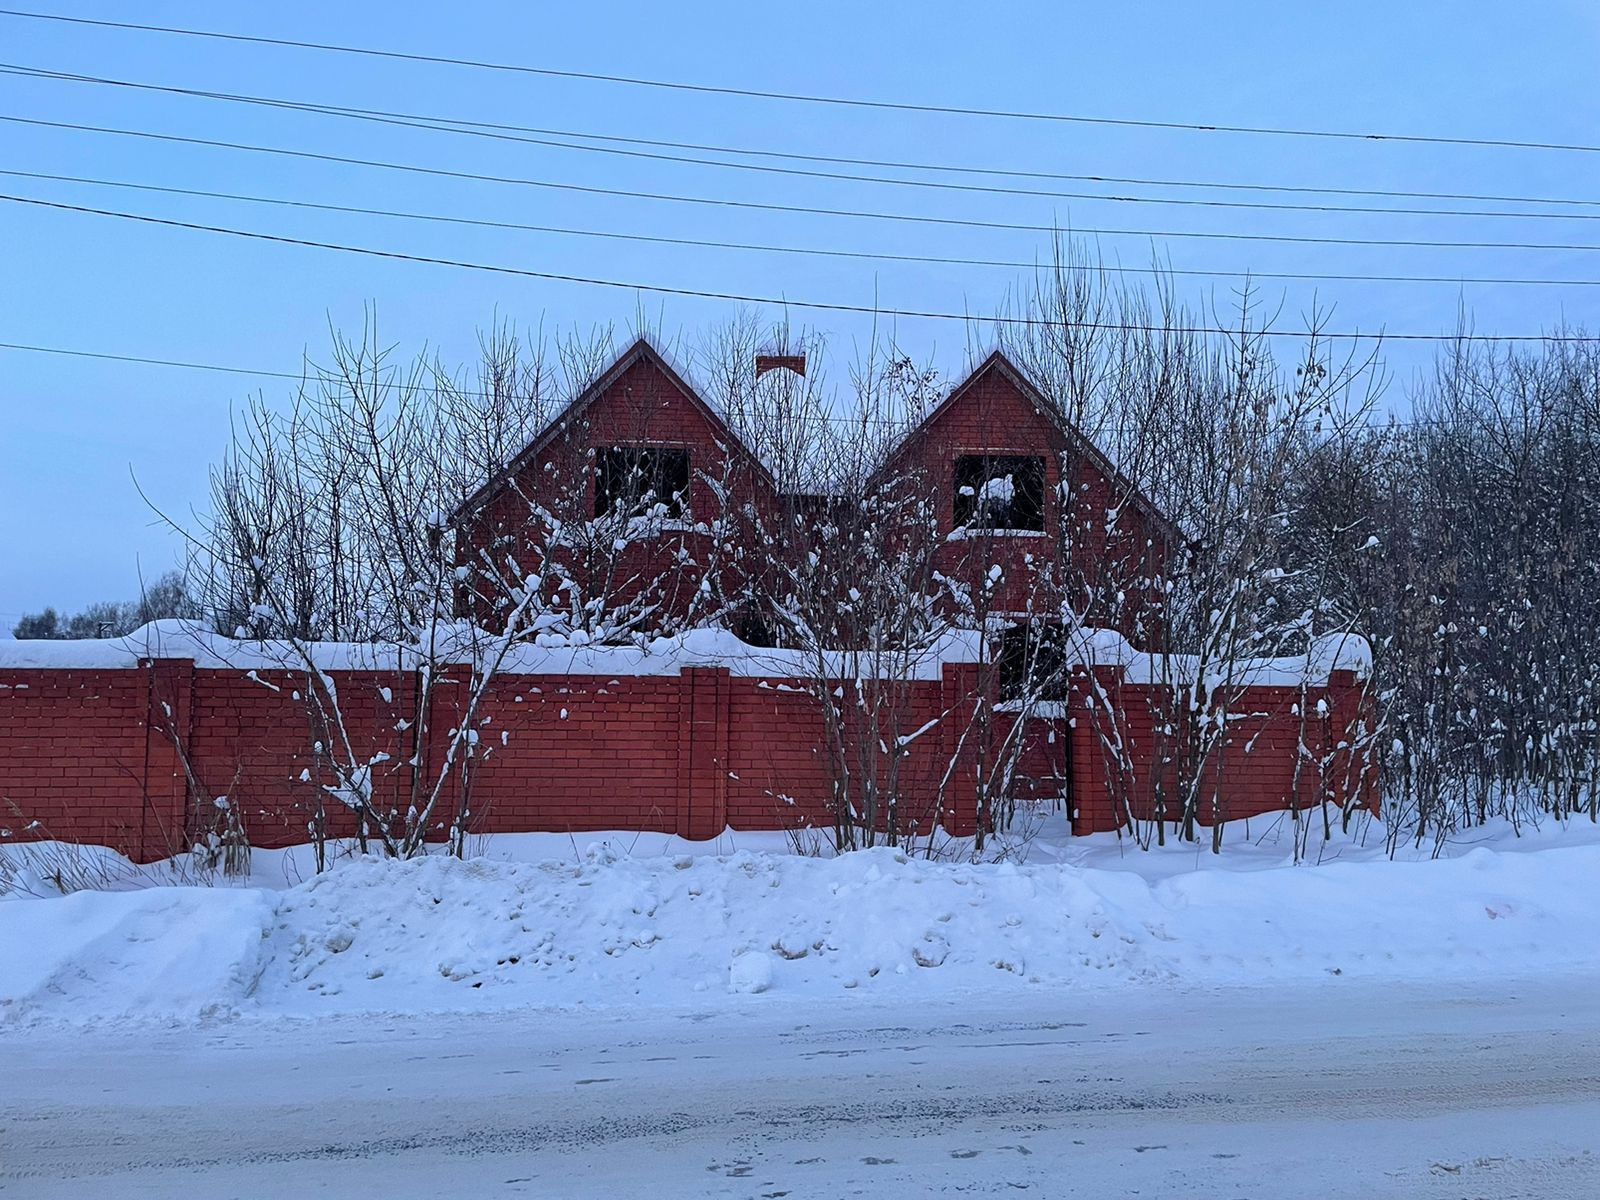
[0,623,1375,862]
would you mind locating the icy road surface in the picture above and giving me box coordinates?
[3,978,1597,1198]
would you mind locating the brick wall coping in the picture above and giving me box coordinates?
[1063,628,1372,688]
[0,621,1369,687]
[0,621,988,681]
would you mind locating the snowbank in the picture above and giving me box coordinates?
[0,886,275,1018]
[3,832,1596,1024]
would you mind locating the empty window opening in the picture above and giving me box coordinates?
[997,621,1070,701]
[954,455,1045,531]
[730,607,782,648]
[595,447,691,520]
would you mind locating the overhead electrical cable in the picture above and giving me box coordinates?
[0,340,1535,433]
[5,167,1597,289]
[12,66,1593,210]
[7,115,1600,254]
[5,191,1596,343]
[3,7,1598,154]
[4,63,1600,222]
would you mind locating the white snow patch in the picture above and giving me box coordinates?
[0,621,985,681]
[729,951,776,994]
[3,821,1598,1024]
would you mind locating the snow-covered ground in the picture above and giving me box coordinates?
[3,814,1598,1023]
[4,815,1599,1195]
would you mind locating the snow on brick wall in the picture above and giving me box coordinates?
[0,638,1373,862]
[0,656,986,862]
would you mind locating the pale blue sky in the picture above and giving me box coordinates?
[3,2,1598,623]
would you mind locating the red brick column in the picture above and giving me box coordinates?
[679,666,731,840]
[1328,668,1380,817]
[424,669,467,839]
[1066,665,1128,835]
[939,661,980,837]
[141,657,195,862]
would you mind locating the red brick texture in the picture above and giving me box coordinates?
[1060,668,1379,834]
[453,346,780,632]
[1,657,1371,862]
[452,344,1174,647]
[879,355,1175,646]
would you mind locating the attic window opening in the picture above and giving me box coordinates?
[595,447,691,520]
[954,455,1045,532]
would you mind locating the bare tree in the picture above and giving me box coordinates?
[179,317,583,863]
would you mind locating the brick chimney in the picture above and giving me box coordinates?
[755,353,806,379]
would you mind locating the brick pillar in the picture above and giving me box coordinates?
[1068,665,1127,835]
[426,670,467,842]
[1329,668,1379,817]
[1066,670,1094,835]
[141,657,195,863]
[679,666,730,840]
[939,661,980,837]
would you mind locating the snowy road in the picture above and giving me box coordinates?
[3,978,1598,1198]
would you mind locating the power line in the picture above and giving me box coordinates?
[5,191,1595,343]
[4,67,1592,213]
[8,167,1598,290]
[17,73,1597,214]
[7,63,1600,223]
[9,114,1600,255]
[0,340,1529,437]
[3,7,1597,155]
[0,339,308,382]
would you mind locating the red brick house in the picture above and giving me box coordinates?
[873,348,1177,651]
[449,337,1178,663]
[450,338,781,637]
[0,339,1374,863]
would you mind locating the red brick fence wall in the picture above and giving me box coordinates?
[0,634,1374,863]
[0,651,988,862]
[1062,667,1378,832]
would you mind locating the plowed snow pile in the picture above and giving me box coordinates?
[3,840,1596,1023]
